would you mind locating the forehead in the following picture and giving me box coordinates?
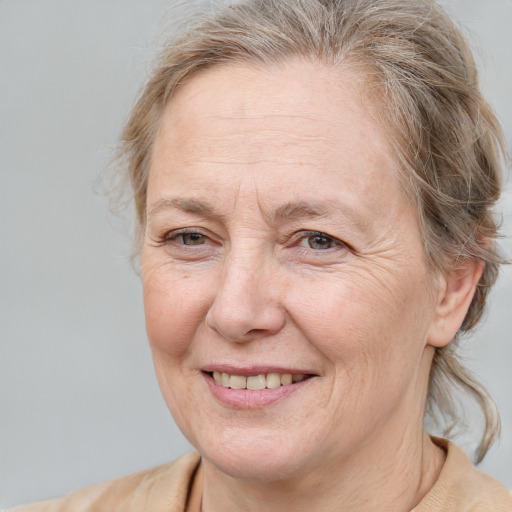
[149,59,409,223]
[156,59,384,154]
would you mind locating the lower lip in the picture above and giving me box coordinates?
[203,373,313,409]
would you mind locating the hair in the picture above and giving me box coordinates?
[113,0,508,462]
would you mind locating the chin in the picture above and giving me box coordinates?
[192,427,320,482]
[206,446,304,482]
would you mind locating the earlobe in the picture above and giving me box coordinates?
[427,260,484,348]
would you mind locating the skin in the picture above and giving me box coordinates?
[141,59,482,511]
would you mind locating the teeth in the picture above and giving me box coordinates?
[247,374,266,390]
[214,372,307,390]
[230,375,247,389]
[281,374,292,386]
[266,373,281,389]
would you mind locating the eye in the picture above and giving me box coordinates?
[176,232,206,245]
[296,231,344,250]
[162,229,211,247]
[157,228,218,261]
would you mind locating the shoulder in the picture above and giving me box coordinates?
[414,439,512,511]
[8,452,201,512]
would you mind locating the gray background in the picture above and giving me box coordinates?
[0,0,510,508]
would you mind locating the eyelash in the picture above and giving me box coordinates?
[162,228,212,246]
[160,228,346,252]
[292,231,346,251]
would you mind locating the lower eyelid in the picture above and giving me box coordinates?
[162,230,221,250]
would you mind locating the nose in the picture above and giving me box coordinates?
[205,252,286,343]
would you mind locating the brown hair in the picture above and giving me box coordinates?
[114,0,507,462]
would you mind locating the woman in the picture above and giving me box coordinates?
[12,0,512,510]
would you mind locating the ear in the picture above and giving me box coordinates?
[427,259,484,348]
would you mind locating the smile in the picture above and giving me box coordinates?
[210,371,307,390]
[202,368,316,408]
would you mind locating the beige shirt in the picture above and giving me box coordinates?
[10,440,512,511]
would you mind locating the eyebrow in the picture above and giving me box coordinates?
[269,200,370,233]
[147,197,370,232]
[147,198,226,222]
[271,200,349,220]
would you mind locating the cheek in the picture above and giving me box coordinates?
[287,268,433,434]
[141,254,215,358]
[289,262,433,372]
[141,254,214,440]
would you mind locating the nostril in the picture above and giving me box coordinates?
[205,299,286,343]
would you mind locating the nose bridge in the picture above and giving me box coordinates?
[206,242,285,342]
[222,246,261,304]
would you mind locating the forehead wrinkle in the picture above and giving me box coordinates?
[186,131,330,146]
[180,132,331,168]
[208,112,328,123]
[180,131,331,168]
[182,159,321,167]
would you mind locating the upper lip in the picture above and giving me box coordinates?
[201,364,317,376]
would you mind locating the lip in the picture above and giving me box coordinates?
[201,368,316,409]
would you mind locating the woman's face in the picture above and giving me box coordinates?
[142,60,439,480]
